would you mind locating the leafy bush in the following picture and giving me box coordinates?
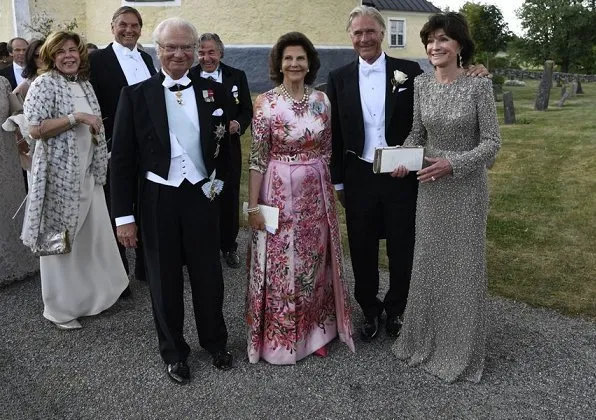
[492,74,505,86]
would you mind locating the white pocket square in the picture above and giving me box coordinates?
[398,87,408,93]
[212,108,224,116]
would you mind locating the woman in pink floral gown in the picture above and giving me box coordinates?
[246,32,354,364]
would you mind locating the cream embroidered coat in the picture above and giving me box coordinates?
[22,71,107,254]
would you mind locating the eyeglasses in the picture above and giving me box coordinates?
[157,43,195,54]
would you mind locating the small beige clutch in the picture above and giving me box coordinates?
[372,146,424,174]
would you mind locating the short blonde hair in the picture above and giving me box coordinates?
[346,5,386,34]
[39,31,89,80]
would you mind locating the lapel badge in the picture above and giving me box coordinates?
[202,89,215,102]
[213,123,226,157]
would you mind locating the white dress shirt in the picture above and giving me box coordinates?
[13,62,24,87]
[112,41,151,86]
[334,53,388,191]
[115,70,204,227]
[359,53,387,163]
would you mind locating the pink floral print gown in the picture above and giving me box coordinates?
[247,87,355,364]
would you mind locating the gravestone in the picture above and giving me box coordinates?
[535,60,554,111]
[570,81,578,97]
[503,91,516,124]
[0,92,39,286]
[557,86,570,107]
[576,77,584,94]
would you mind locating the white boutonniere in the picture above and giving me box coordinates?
[391,70,408,93]
[231,85,239,104]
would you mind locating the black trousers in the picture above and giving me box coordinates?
[141,179,228,364]
[219,135,241,253]
[343,154,418,319]
[104,167,145,278]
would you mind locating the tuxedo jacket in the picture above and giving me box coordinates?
[190,62,253,136]
[109,71,230,220]
[0,65,18,89]
[327,56,423,184]
[89,44,157,149]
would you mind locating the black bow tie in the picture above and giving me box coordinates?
[168,83,193,92]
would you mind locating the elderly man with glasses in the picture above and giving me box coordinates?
[110,17,233,385]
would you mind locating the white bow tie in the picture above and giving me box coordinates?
[201,70,219,80]
[162,75,192,89]
[123,49,142,61]
[360,62,383,77]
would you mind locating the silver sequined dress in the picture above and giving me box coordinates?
[392,73,500,383]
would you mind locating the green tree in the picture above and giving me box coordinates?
[517,0,596,73]
[459,2,512,68]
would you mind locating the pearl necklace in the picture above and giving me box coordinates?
[279,84,310,111]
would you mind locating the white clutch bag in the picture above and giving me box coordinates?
[372,146,424,174]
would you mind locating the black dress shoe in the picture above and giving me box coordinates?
[223,251,241,269]
[361,310,382,342]
[166,361,190,385]
[212,350,233,371]
[386,314,403,338]
[119,286,132,300]
[134,266,146,282]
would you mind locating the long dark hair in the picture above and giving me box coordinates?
[21,39,45,79]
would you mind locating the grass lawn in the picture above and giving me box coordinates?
[238,80,596,319]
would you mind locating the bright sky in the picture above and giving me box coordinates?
[431,0,525,36]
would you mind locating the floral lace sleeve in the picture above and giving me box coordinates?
[248,92,272,174]
[320,92,332,164]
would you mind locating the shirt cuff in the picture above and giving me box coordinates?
[115,215,135,226]
[334,183,344,191]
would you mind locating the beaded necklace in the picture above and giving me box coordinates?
[279,84,310,112]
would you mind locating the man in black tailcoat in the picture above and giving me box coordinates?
[89,6,156,283]
[192,32,253,269]
[110,18,233,385]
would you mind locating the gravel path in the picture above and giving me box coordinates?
[1,228,594,419]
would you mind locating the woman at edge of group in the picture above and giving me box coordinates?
[22,31,129,330]
[246,31,355,364]
[391,12,501,383]
[13,39,45,100]
[9,39,44,176]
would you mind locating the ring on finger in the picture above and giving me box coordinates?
[431,176,436,181]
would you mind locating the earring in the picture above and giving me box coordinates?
[457,52,463,68]
[307,68,309,73]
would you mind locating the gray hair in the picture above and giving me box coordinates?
[152,17,199,51]
[346,5,386,34]
[199,32,224,58]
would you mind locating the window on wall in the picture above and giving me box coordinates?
[388,19,405,48]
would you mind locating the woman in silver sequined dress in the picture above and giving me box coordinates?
[391,13,500,382]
